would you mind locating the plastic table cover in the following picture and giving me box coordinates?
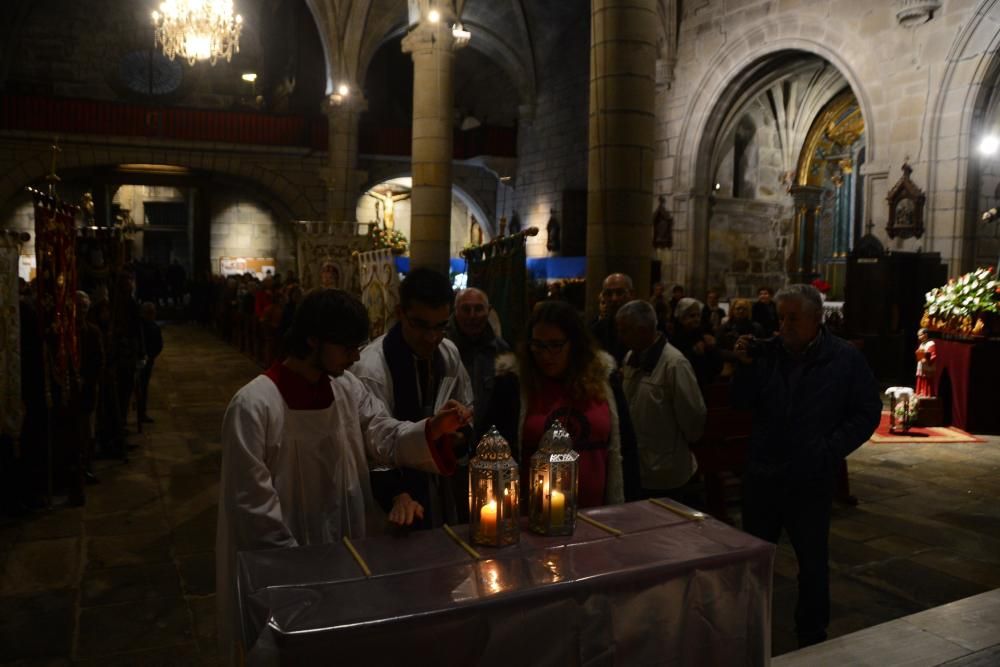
[236,499,774,666]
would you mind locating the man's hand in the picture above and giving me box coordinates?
[388,492,424,526]
[427,400,473,441]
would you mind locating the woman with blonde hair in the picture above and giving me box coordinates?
[486,300,639,506]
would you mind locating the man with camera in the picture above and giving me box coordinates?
[733,284,880,648]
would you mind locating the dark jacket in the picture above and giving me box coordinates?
[444,319,510,439]
[732,328,881,484]
[589,316,627,366]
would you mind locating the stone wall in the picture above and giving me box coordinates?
[707,196,791,298]
[509,2,590,259]
[657,0,1000,293]
[210,191,296,276]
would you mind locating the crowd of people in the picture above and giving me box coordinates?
[215,268,880,660]
[4,268,163,513]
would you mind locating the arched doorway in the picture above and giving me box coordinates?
[699,53,865,299]
[356,176,493,259]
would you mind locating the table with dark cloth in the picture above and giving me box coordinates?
[236,499,774,666]
[931,339,1000,434]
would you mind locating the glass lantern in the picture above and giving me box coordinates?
[885,386,915,433]
[468,426,520,547]
[529,420,579,536]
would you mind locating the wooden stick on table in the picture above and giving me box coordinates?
[343,536,373,577]
[648,498,706,521]
[578,512,624,537]
[443,523,482,560]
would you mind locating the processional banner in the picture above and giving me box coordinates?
[295,221,373,295]
[465,233,529,347]
[33,191,78,403]
[355,248,400,340]
[0,233,23,437]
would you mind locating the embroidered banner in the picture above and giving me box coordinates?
[355,247,400,340]
[0,233,23,437]
[33,192,79,400]
[464,233,529,347]
[295,221,373,295]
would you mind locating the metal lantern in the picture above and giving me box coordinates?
[469,426,520,547]
[885,386,915,433]
[529,420,579,536]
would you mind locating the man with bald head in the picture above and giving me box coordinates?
[445,287,509,520]
[590,272,634,365]
[446,287,510,436]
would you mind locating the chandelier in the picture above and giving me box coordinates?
[152,0,243,66]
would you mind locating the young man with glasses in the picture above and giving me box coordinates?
[216,288,470,663]
[352,268,475,527]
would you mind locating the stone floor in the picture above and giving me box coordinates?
[1,324,999,665]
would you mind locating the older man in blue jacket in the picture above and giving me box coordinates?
[733,283,881,648]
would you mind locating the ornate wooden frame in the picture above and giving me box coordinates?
[886,162,926,239]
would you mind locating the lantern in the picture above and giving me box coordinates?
[885,386,915,433]
[529,420,579,536]
[469,426,520,547]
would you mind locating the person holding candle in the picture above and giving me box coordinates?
[487,300,641,507]
[352,268,475,529]
[216,289,471,665]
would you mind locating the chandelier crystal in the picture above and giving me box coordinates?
[152,0,243,66]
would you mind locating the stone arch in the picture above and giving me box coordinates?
[0,141,319,224]
[925,0,1000,272]
[357,167,494,246]
[673,24,875,293]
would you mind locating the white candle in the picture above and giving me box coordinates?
[550,489,565,527]
[480,499,497,538]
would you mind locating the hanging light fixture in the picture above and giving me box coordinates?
[152,0,243,66]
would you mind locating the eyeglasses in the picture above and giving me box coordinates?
[402,313,449,335]
[529,339,569,354]
[325,339,368,354]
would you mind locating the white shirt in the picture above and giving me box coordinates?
[215,371,438,664]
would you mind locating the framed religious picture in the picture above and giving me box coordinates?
[886,162,926,239]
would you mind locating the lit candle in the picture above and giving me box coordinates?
[550,489,565,527]
[480,499,497,538]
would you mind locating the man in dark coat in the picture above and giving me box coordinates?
[733,283,881,648]
[590,273,633,366]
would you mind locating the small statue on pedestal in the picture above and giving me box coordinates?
[914,328,937,397]
[653,195,674,249]
[546,208,560,253]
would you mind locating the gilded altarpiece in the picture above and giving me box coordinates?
[796,91,866,297]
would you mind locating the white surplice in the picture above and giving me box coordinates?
[215,370,438,664]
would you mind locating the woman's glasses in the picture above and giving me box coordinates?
[529,339,569,354]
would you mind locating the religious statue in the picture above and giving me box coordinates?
[652,195,674,249]
[369,189,410,230]
[914,328,937,397]
[470,216,483,246]
[546,208,560,253]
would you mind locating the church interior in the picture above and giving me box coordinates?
[2,0,1000,664]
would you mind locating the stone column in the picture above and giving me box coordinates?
[789,184,824,283]
[402,17,462,273]
[585,0,658,313]
[323,93,367,224]
[191,181,212,278]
